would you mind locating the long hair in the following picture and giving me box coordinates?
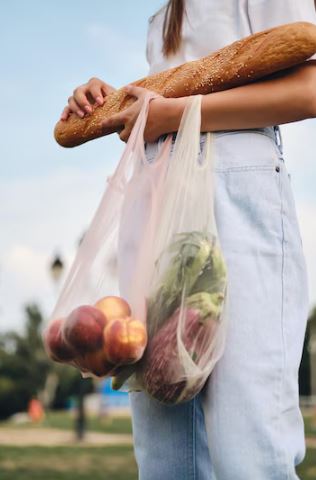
[162,0,186,57]
[162,1,316,55]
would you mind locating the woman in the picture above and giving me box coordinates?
[61,1,316,478]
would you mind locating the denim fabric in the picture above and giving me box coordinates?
[129,126,309,479]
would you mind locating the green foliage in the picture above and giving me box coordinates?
[0,303,93,419]
[299,320,311,396]
[0,446,137,480]
[299,306,316,397]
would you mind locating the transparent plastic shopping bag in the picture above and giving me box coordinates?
[43,91,229,405]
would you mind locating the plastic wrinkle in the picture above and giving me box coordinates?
[43,91,229,406]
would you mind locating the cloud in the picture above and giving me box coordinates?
[0,164,114,333]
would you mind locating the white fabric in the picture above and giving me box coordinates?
[146,0,316,75]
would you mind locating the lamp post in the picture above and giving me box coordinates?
[50,254,64,285]
[41,253,65,411]
[49,249,87,440]
[75,233,87,442]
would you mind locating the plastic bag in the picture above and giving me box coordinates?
[43,91,229,405]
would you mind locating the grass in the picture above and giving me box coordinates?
[0,446,137,480]
[43,411,133,435]
[0,445,315,480]
[303,414,316,438]
[297,449,316,480]
[0,409,315,479]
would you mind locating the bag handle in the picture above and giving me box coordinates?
[108,91,173,191]
[171,94,214,171]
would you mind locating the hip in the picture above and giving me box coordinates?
[145,126,284,173]
[145,125,306,263]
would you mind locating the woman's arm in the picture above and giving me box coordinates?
[101,60,316,143]
[157,60,316,134]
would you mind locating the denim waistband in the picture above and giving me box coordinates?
[156,125,284,156]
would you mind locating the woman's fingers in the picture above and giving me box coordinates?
[60,106,71,121]
[89,83,105,106]
[124,84,146,98]
[102,110,126,130]
[118,126,132,143]
[61,78,118,120]
[101,83,116,96]
[88,79,116,106]
[68,96,85,118]
[73,86,92,113]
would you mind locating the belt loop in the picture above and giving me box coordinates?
[273,125,283,156]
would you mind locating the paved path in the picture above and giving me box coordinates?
[0,427,315,449]
[306,437,316,449]
[0,428,133,446]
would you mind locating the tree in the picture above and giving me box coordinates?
[0,303,93,420]
[299,318,311,396]
[299,306,316,397]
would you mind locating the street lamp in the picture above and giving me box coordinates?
[50,254,64,284]
[41,253,65,411]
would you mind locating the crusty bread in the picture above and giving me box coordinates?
[54,21,316,148]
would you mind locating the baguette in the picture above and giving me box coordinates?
[54,21,316,148]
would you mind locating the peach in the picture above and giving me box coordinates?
[75,350,115,377]
[103,316,147,365]
[94,296,131,321]
[63,305,107,353]
[44,318,75,362]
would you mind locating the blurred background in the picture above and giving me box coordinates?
[1,1,316,479]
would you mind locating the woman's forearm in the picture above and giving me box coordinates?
[163,60,316,133]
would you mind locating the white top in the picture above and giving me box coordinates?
[146,0,316,75]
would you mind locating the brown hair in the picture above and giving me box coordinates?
[162,0,186,57]
[162,1,316,55]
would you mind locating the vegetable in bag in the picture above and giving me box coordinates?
[136,232,227,404]
[112,95,229,404]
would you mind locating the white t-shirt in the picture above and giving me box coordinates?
[146,0,316,75]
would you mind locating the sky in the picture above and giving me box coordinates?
[1,0,316,333]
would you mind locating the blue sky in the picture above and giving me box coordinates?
[1,0,164,180]
[1,0,316,332]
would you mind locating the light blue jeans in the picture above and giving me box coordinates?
[129,126,309,480]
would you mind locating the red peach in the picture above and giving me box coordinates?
[63,305,107,354]
[75,349,115,377]
[44,318,75,362]
[94,296,131,321]
[103,317,147,365]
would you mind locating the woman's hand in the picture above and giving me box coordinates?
[102,84,187,143]
[60,77,116,121]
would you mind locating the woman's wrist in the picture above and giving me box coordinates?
[164,97,188,132]
[148,96,188,140]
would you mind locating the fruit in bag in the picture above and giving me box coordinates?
[95,295,131,320]
[63,305,107,353]
[45,318,76,362]
[45,296,144,378]
[103,316,147,365]
[75,349,115,377]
